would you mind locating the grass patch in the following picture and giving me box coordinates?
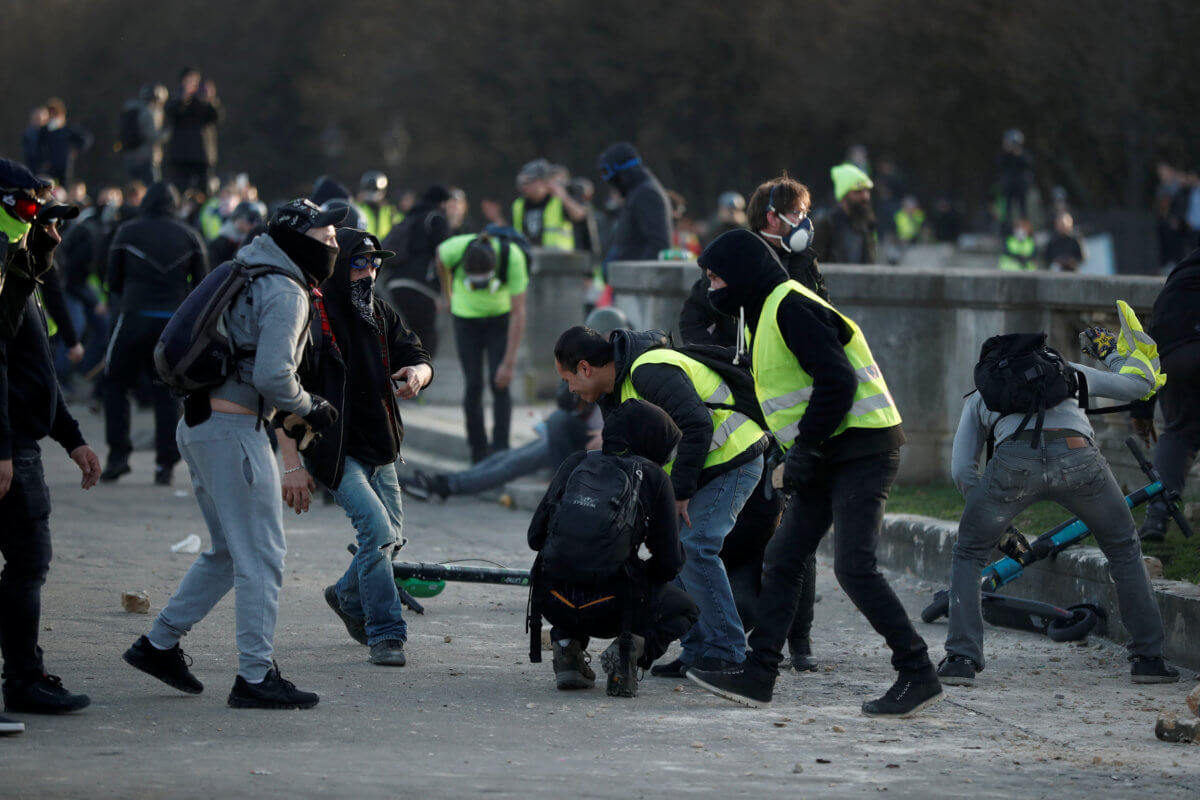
[889,483,1200,584]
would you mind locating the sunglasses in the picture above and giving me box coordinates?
[351,255,382,270]
[4,193,42,223]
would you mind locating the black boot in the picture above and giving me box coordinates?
[600,635,645,698]
[100,458,131,483]
[3,673,90,714]
[123,635,203,694]
[861,669,943,718]
[227,664,318,709]
[552,639,595,690]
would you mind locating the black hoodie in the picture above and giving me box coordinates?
[699,229,903,462]
[381,188,451,289]
[1149,248,1200,357]
[528,399,685,585]
[599,328,768,499]
[597,142,672,262]
[107,182,208,314]
[298,228,433,488]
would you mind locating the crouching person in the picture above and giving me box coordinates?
[527,399,698,698]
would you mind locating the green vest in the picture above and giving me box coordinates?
[513,196,574,250]
[752,281,901,450]
[198,199,223,241]
[363,203,400,239]
[619,349,765,473]
[894,209,925,243]
[998,235,1036,271]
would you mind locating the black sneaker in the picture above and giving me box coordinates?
[324,585,368,645]
[600,635,645,698]
[687,661,776,708]
[99,460,131,483]
[227,664,318,709]
[861,671,944,718]
[1138,518,1168,542]
[790,653,819,673]
[552,640,596,690]
[1130,655,1180,684]
[123,635,203,694]
[154,465,174,486]
[936,654,978,687]
[3,673,90,714]
[650,658,689,679]
[0,714,24,735]
[400,471,450,502]
[369,639,407,667]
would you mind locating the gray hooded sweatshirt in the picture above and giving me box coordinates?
[208,233,315,418]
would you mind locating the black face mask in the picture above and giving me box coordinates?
[271,225,339,285]
[707,286,740,317]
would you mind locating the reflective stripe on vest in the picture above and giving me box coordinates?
[618,349,765,473]
[998,235,1036,271]
[513,196,574,250]
[1115,299,1167,399]
[752,280,901,450]
[363,204,399,239]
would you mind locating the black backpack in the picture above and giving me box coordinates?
[541,452,646,584]
[480,223,534,285]
[117,102,144,152]
[154,260,309,396]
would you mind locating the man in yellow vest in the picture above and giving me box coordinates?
[998,218,1037,271]
[357,171,401,240]
[554,325,770,677]
[513,159,586,251]
[685,229,942,717]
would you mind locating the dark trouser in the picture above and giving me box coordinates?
[544,581,699,669]
[1145,341,1200,529]
[748,449,930,675]
[127,160,160,186]
[104,313,180,468]
[453,313,512,463]
[445,409,588,496]
[721,471,815,655]
[391,288,440,360]
[0,449,52,682]
[170,161,211,194]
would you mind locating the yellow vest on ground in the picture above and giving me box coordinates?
[752,280,901,449]
[513,196,574,250]
[619,349,765,473]
[998,235,1036,271]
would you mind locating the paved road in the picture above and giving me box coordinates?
[1,410,1197,798]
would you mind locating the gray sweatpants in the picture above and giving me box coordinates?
[149,413,286,681]
[946,437,1164,669]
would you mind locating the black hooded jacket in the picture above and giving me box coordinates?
[1149,248,1200,357]
[107,183,208,314]
[598,143,672,262]
[680,234,829,346]
[528,399,685,585]
[699,230,903,462]
[381,188,451,289]
[298,228,433,489]
[598,329,768,499]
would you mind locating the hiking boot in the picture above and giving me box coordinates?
[324,585,368,645]
[369,639,407,667]
[687,660,776,708]
[861,670,944,718]
[936,654,978,687]
[552,640,595,690]
[154,465,174,486]
[600,635,645,698]
[1138,517,1168,543]
[1130,655,1180,684]
[400,471,450,502]
[123,635,203,694]
[3,673,90,714]
[790,653,819,673]
[0,715,25,735]
[650,658,689,679]
[99,459,131,483]
[227,664,318,709]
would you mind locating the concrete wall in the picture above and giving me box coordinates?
[608,261,1167,485]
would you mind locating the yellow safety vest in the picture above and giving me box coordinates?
[619,349,765,473]
[198,199,223,241]
[998,235,1036,271]
[752,280,901,449]
[894,209,925,243]
[513,196,574,250]
[363,203,401,239]
[1114,300,1167,400]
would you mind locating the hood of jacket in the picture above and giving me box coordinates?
[140,181,179,216]
[598,141,651,197]
[235,232,307,284]
[609,328,670,387]
[310,175,352,206]
[698,228,789,330]
[325,227,378,316]
[601,398,681,466]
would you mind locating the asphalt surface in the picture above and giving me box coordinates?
[1,409,1197,799]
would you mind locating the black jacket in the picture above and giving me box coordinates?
[1150,248,1200,357]
[0,229,58,339]
[814,206,877,265]
[679,234,828,347]
[382,201,451,290]
[43,124,92,185]
[600,147,672,263]
[0,295,86,459]
[599,329,768,499]
[298,228,433,489]
[107,183,209,314]
[165,94,220,166]
[528,399,684,585]
[699,231,902,463]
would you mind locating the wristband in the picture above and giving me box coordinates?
[283,465,304,475]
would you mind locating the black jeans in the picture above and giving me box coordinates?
[170,161,211,194]
[0,449,52,681]
[748,449,930,675]
[544,580,699,668]
[391,288,439,360]
[1146,341,1200,528]
[104,313,181,468]
[453,313,512,463]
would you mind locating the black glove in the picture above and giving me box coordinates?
[281,396,338,451]
[303,396,338,431]
[782,444,823,493]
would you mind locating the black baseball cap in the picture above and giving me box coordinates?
[0,158,50,193]
[269,198,348,234]
[349,232,395,260]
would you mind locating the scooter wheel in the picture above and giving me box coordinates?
[920,590,950,624]
[1047,605,1100,642]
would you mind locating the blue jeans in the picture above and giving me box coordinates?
[331,458,407,645]
[446,409,589,495]
[676,456,764,664]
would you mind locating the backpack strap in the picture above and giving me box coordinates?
[1076,370,1135,416]
[496,235,511,286]
[527,555,544,664]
